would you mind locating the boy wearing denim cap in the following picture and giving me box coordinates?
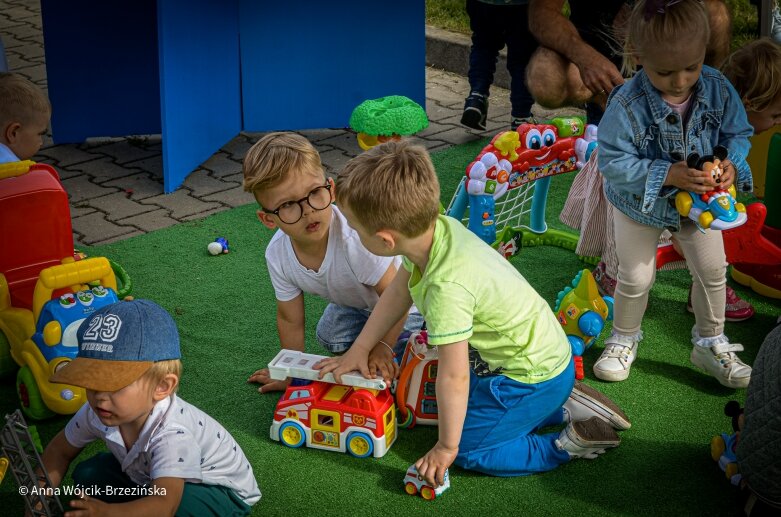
[42,299,261,516]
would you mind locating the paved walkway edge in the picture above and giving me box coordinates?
[425,24,511,90]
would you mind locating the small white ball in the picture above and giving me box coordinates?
[207,241,224,255]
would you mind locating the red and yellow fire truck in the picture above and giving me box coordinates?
[268,350,397,458]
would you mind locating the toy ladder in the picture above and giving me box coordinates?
[268,349,387,390]
[1,410,64,517]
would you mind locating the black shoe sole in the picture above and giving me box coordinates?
[461,107,486,131]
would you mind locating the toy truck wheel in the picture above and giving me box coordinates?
[421,486,436,500]
[699,211,714,229]
[16,366,54,420]
[710,435,726,462]
[347,432,374,458]
[279,422,306,448]
[405,482,418,495]
[675,192,693,217]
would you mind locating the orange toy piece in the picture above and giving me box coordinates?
[395,331,439,428]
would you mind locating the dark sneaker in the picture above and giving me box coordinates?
[511,116,537,131]
[686,285,755,322]
[461,92,488,131]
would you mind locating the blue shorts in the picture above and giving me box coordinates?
[455,360,575,476]
[315,303,424,354]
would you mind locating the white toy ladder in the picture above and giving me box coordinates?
[268,350,387,390]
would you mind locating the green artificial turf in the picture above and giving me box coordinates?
[2,139,779,516]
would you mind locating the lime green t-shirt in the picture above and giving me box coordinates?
[402,216,571,384]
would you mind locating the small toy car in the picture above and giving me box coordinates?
[403,465,449,500]
[675,147,747,231]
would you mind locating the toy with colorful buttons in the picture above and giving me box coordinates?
[459,118,593,246]
[395,330,439,428]
[554,269,613,380]
[0,257,120,419]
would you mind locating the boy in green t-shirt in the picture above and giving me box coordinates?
[317,140,628,487]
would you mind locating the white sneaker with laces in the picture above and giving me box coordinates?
[690,330,751,389]
[555,417,620,459]
[593,333,640,382]
[564,381,631,430]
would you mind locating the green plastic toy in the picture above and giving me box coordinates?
[349,95,428,150]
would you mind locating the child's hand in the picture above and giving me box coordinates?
[247,368,291,394]
[664,161,717,193]
[65,494,110,516]
[368,343,399,384]
[415,441,458,488]
[315,347,370,384]
[716,159,735,191]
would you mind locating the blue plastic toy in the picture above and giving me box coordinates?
[675,146,747,231]
[207,237,230,255]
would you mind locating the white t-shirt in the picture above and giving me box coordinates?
[265,205,399,309]
[65,395,261,505]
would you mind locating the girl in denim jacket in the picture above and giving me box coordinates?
[595,0,754,389]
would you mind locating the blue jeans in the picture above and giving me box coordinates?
[466,0,536,118]
[316,304,424,354]
[72,453,251,516]
[455,360,575,476]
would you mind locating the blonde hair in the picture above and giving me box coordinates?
[242,132,324,199]
[0,72,51,127]
[622,0,710,76]
[722,38,781,113]
[142,359,182,392]
[336,140,440,237]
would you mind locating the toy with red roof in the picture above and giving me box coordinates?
[267,350,397,458]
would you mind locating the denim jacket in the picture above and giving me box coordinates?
[598,65,753,230]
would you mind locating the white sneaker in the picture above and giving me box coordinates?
[690,332,751,389]
[564,381,631,430]
[555,417,620,459]
[593,333,640,382]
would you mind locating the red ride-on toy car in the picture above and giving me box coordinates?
[0,161,130,418]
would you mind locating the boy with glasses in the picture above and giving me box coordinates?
[242,132,422,394]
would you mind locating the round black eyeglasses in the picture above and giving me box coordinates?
[262,183,332,224]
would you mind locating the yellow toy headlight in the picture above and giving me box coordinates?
[43,321,62,346]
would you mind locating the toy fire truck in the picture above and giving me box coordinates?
[267,350,397,458]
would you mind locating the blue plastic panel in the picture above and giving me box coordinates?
[40,0,162,142]
[157,0,241,192]
[239,0,426,131]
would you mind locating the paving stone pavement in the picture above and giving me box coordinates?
[1,0,513,246]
